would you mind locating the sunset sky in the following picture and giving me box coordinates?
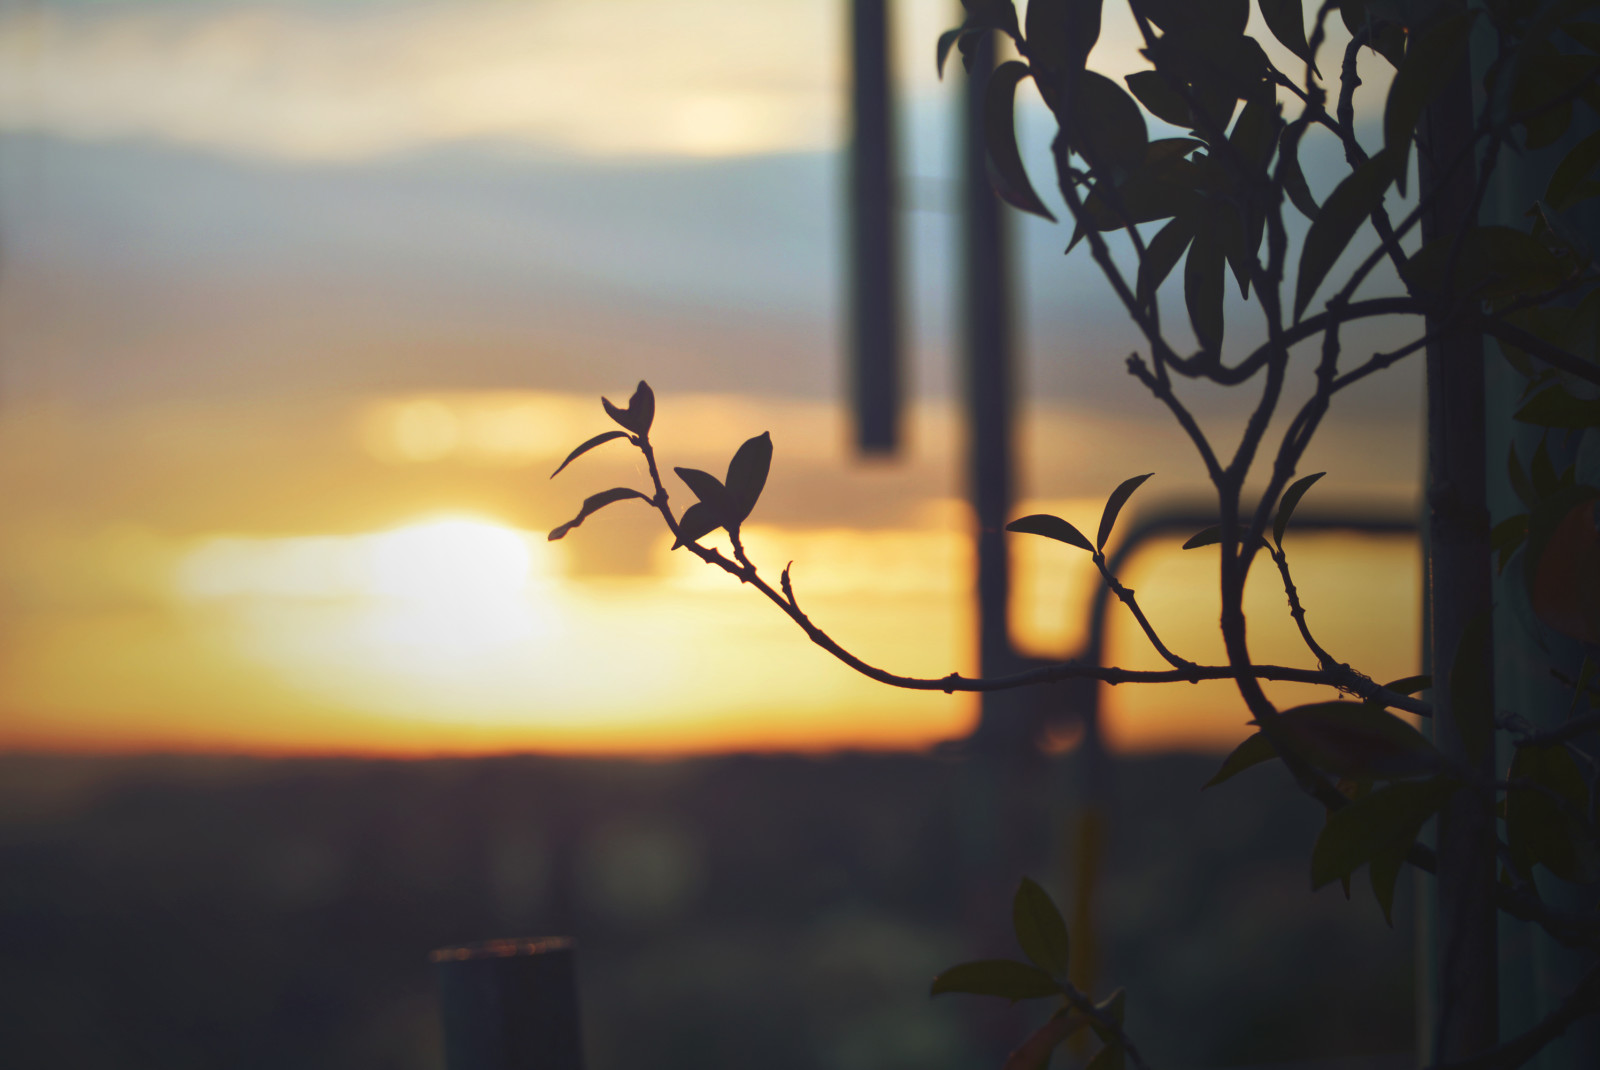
[0,0,1424,756]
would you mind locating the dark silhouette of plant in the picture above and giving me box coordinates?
[550,0,1600,1065]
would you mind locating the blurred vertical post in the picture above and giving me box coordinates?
[433,938,584,1070]
[1416,1,1497,1060]
[960,30,1024,750]
[848,0,903,455]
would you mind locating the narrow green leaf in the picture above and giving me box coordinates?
[1383,12,1473,196]
[724,431,773,526]
[1007,514,1094,552]
[1515,387,1600,429]
[1137,216,1195,309]
[1267,701,1444,781]
[1368,838,1408,926]
[985,61,1057,221]
[1257,0,1312,64]
[1404,226,1570,301]
[1012,878,1071,975]
[550,430,629,479]
[1185,212,1226,351]
[1294,152,1396,319]
[1202,730,1276,788]
[1546,128,1600,211]
[601,380,655,436]
[548,487,649,541]
[1097,473,1154,550]
[1273,471,1326,545]
[1508,743,1600,883]
[1448,612,1494,767]
[1310,778,1455,889]
[1182,524,1221,550]
[671,501,722,549]
[930,959,1062,1001]
[1125,70,1193,127]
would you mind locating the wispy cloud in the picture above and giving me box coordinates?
[0,0,842,161]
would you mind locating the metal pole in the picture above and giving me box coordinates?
[1416,1,1498,1058]
[848,0,904,455]
[959,30,1023,753]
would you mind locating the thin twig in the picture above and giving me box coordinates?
[1093,551,1196,672]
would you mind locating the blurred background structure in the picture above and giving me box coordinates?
[0,1,1427,1067]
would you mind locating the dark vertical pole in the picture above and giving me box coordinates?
[1417,1,1498,1060]
[960,31,1020,749]
[849,0,903,455]
[433,939,585,1070]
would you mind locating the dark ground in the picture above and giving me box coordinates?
[0,749,1414,1069]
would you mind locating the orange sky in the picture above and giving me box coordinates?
[0,3,1423,757]
[0,391,1421,758]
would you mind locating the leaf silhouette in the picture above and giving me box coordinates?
[601,380,656,436]
[1007,514,1094,552]
[1257,0,1312,65]
[1097,474,1153,550]
[1278,120,1319,220]
[1382,11,1472,196]
[724,432,773,526]
[550,431,628,479]
[671,501,722,550]
[1310,778,1455,890]
[1294,153,1396,319]
[1137,215,1196,308]
[1203,730,1276,788]
[1066,70,1148,174]
[675,467,732,521]
[1273,471,1325,545]
[1185,214,1225,350]
[985,62,1057,220]
[930,960,1061,1002]
[548,487,649,541]
[1011,878,1070,975]
[1125,70,1193,127]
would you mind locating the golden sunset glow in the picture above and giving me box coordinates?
[0,383,1424,756]
[0,1,1422,761]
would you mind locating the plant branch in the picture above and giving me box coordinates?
[1093,550,1196,671]
[1472,313,1600,387]
[1270,544,1339,670]
[1214,297,1425,384]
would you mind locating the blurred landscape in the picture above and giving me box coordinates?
[0,750,1414,1070]
[0,2,1430,1067]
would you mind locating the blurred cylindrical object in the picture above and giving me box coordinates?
[848,0,903,455]
[432,938,584,1070]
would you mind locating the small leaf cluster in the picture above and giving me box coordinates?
[931,878,1132,1070]
[547,381,774,558]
